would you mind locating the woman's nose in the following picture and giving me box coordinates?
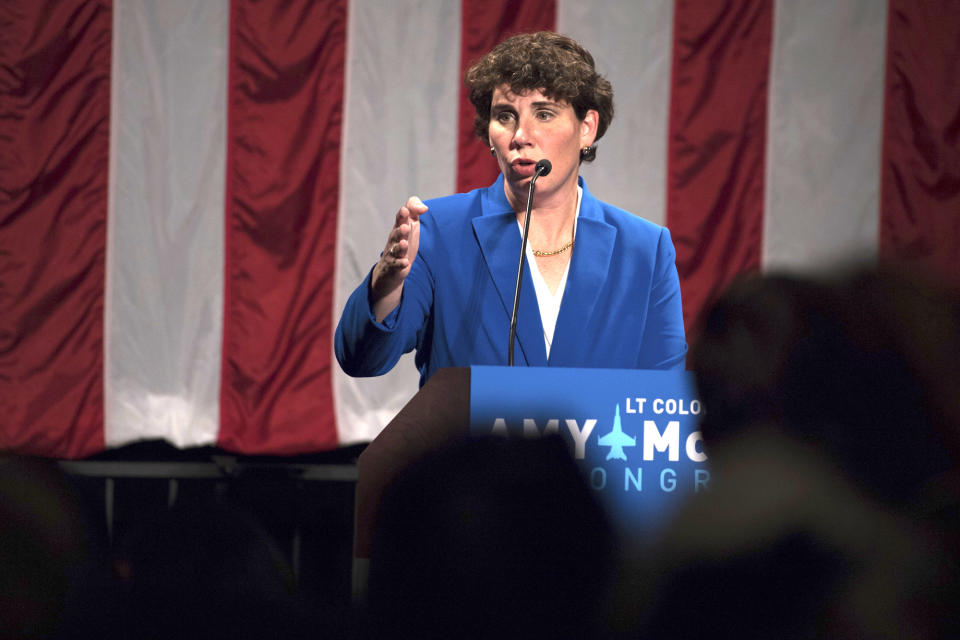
[511,116,534,147]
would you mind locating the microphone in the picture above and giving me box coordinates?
[508,159,551,366]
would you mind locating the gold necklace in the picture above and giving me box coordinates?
[532,237,574,257]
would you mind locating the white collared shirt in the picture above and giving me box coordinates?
[519,186,582,359]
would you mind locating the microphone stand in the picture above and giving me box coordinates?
[508,159,551,366]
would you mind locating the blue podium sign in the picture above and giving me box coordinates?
[470,366,709,542]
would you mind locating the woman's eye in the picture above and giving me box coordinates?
[496,111,515,124]
[536,110,554,121]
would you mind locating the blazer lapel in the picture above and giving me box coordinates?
[550,184,617,365]
[472,178,547,366]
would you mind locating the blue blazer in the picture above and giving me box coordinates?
[335,175,687,386]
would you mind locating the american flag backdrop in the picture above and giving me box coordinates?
[1,0,958,458]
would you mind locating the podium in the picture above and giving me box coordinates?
[354,365,707,569]
[354,367,471,561]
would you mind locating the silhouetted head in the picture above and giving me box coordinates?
[367,435,616,638]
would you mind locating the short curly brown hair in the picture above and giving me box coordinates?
[464,31,614,163]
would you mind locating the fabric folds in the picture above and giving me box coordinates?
[880,0,960,279]
[221,0,347,453]
[0,0,111,458]
[666,0,773,332]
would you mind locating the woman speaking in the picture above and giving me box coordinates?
[335,32,687,385]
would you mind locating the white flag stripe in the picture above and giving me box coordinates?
[334,1,462,444]
[560,0,674,227]
[763,0,887,273]
[106,0,228,448]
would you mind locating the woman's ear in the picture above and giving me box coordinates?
[580,109,599,148]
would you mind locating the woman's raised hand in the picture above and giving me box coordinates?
[370,196,427,322]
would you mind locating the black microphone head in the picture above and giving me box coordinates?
[535,159,552,176]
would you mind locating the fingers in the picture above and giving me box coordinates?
[392,210,413,237]
[380,196,425,272]
[380,240,408,270]
[405,196,427,220]
[387,197,424,255]
[387,219,411,251]
[393,197,426,226]
[387,238,409,261]
[383,227,412,264]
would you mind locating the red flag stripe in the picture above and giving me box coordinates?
[667,0,774,333]
[880,0,960,281]
[220,0,347,453]
[0,0,111,458]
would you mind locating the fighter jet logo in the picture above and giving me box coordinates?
[597,404,636,461]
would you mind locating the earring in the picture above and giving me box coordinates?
[490,146,496,157]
